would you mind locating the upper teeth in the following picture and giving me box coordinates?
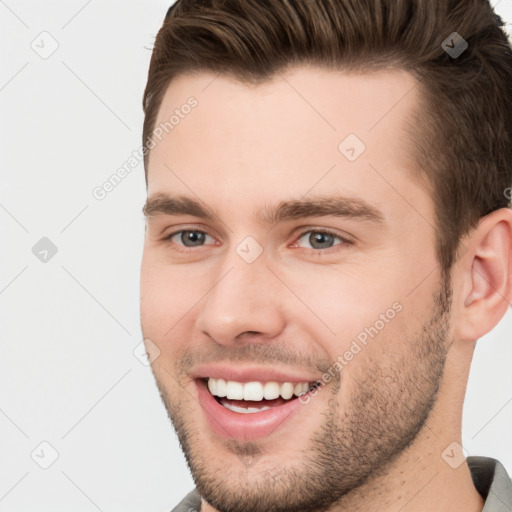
[207,378,310,401]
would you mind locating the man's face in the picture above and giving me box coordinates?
[140,66,453,512]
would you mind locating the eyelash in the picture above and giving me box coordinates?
[161,227,352,255]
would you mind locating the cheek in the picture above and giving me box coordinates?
[279,268,412,381]
[282,266,403,341]
[140,258,210,344]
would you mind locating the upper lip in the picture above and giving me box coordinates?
[190,364,321,384]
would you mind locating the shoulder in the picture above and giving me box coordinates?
[170,488,202,512]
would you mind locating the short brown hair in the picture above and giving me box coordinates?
[142,0,512,272]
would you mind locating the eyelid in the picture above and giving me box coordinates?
[162,224,216,240]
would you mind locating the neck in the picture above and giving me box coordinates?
[331,339,483,512]
[326,429,484,512]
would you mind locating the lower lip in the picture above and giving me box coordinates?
[195,379,307,441]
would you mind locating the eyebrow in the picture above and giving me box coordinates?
[142,192,385,227]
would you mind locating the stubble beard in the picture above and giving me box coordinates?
[152,277,453,512]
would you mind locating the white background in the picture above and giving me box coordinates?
[0,1,511,510]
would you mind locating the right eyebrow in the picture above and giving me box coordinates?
[142,193,216,220]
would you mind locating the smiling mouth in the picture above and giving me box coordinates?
[204,377,314,413]
[195,375,322,440]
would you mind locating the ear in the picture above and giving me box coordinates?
[453,208,512,342]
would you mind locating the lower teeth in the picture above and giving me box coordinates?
[218,399,272,414]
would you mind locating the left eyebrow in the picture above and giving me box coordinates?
[142,192,386,227]
[258,195,386,227]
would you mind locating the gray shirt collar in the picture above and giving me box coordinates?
[468,456,512,511]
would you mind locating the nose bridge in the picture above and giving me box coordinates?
[195,242,285,344]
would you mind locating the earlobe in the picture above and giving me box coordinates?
[455,209,512,341]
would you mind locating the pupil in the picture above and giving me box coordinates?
[183,231,205,247]
[310,232,333,249]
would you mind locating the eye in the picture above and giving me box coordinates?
[163,229,215,249]
[293,229,350,252]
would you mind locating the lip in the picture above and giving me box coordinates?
[195,378,310,441]
[190,364,321,384]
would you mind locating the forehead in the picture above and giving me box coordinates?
[146,65,431,227]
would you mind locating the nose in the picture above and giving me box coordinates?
[195,251,286,346]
